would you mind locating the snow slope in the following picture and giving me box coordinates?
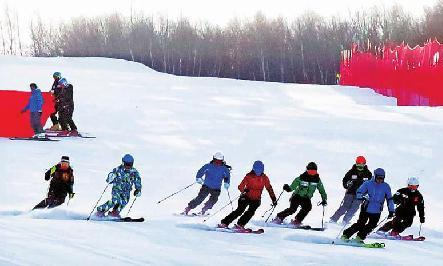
[1,56,442,266]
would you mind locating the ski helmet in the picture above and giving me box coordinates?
[53,72,62,79]
[407,177,419,186]
[374,168,385,179]
[306,162,317,170]
[252,161,264,176]
[122,154,134,167]
[356,156,366,165]
[213,151,224,161]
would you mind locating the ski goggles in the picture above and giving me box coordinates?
[307,169,317,175]
[408,185,419,190]
[356,163,365,170]
[375,175,385,181]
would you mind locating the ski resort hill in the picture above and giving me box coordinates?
[1,56,443,265]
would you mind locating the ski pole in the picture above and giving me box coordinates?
[316,201,326,229]
[157,182,196,204]
[127,197,137,216]
[227,190,234,211]
[419,223,423,236]
[336,222,348,239]
[87,183,110,221]
[265,191,284,222]
[203,193,243,223]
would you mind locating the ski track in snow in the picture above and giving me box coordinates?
[1,56,443,265]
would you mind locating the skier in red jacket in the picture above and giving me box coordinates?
[218,161,277,230]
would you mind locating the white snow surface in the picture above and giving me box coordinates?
[0,56,442,266]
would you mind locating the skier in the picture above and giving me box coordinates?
[21,83,45,138]
[329,156,372,224]
[376,177,425,237]
[51,72,78,134]
[341,168,395,243]
[271,162,327,226]
[182,152,231,216]
[95,154,142,218]
[218,161,277,230]
[33,156,75,209]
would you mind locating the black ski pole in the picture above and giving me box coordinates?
[317,201,326,229]
[127,197,137,217]
[157,182,196,204]
[264,190,284,222]
[203,193,243,223]
[87,183,110,221]
[227,190,234,211]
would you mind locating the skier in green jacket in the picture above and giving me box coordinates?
[272,162,327,226]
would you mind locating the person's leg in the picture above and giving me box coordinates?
[295,197,312,222]
[357,213,381,240]
[30,112,39,135]
[201,188,221,212]
[343,195,361,224]
[343,209,369,238]
[67,106,77,131]
[47,195,66,208]
[237,200,261,226]
[221,196,249,226]
[33,199,48,209]
[378,220,394,232]
[97,188,121,212]
[330,193,353,222]
[393,216,414,234]
[187,185,210,210]
[58,107,69,131]
[277,195,301,220]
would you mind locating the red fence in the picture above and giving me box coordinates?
[339,40,443,106]
[0,91,54,137]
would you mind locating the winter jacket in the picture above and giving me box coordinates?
[23,88,43,113]
[288,172,327,201]
[393,187,425,218]
[52,78,73,107]
[238,171,276,201]
[342,164,372,195]
[357,178,395,214]
[196,162,230,190]
[45,164,74,197]
[107,165,142,193]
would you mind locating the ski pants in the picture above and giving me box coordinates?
[277,194,312,222]
[59,105,77,131]
[33,193,66,209]
[379,215,414,233]
[97,188,130,213]
[343,209,381,240]
[330,193,361,223]
[187,185,220,212]
[30,112,44,135]
[50,103,59,125]
[221,196,261,226]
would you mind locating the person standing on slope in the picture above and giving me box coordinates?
[218,161,277,230]
[329,156,372,224]
[376,177,425,237]
[51,72,78,134]
[272,162,327,226]
[33,156,75,209]
[341,168,395,243]
[182,152,231,216]
[21,83,45,139]
[95,154,142,218]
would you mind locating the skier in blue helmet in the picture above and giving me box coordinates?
[341,168,395,243]
[95,154,142,218]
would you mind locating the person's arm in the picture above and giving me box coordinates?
[317,180,327,202]
[288,176,301,191]
[223,167,231,186]
[385,185,395,212]
[237,176,248,193]
[36,91,43,111]
[196,164,209,181]
[356,181,368,200]
[342,170,352,189]
[264,176,277,202]
[134,170,142,192]
[68,169,74,194]
[417,193,425,221]
[44,165,57,181]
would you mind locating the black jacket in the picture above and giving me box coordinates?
[393,187,425,218]
[342,164,372,195]
[45,164,74,197]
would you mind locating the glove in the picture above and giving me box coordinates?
[272,200,278,207]
[346,180,353,188]
[134,189,141,197]
[388,211,395,219]
[420,216,425,223]
[69,193,75,199]
[243,188,250,193]
[224,183,230,190]
[358,194,369,201]
[106,172,116,183]
[196,178,204,185]
[283,184,292,192]
[320,200,327,206]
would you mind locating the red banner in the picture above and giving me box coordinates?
[339,40,443,106]
[0,90,55,137]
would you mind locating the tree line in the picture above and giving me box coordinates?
[2,1,443,84]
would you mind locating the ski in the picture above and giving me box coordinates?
[215,227,264,234]
[174,212,210,217]
[44,130,96,138]
[370,233,425,241]
[332,239,385,248]
[263,222,325,231]
[89,216,144,222]
[9,137,59,142]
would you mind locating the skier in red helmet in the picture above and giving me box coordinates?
[329,156,372,224]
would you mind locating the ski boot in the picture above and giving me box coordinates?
[290,218,301,227]
[352,236,364,244]
[198,206,209,216]
[271,216,283,224]
[68,130,79,137]
[340,234,350,242]
[375,230,387,236]
[217,223,228,229]
[108,208,121,219]
[49,124,61,131]
[94,210,106,218]
[181,207,191,215]
[328,218,338,224]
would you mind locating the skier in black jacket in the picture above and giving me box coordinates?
[329,156,372,224]
[377,177,425,237]
[33,156,75,209]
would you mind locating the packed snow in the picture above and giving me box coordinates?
[0,56,442,265]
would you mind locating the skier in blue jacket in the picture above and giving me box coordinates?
[182,152,231,215]
[96,154,142,218]
[21,83,45,138]
[341,168,395,243]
